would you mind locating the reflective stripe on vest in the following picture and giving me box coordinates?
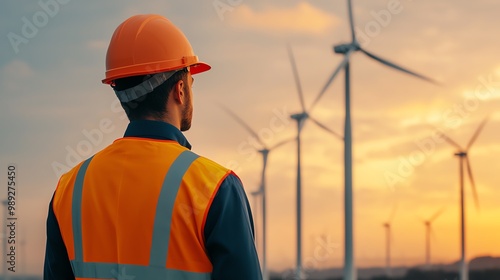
[70,151,210,279]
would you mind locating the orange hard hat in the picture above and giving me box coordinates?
[102,14,210,84]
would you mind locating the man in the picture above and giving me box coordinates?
[44,14,262,280]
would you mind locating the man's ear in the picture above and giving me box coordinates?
[172,79,185,105]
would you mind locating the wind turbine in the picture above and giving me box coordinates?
[437,118,488,280]
[221,106,294,280]
[422,208,445,268]
[316,1,438,278]
[382,205,397,277]
[287,44,344,279]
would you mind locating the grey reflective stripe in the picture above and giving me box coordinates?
[150,150,199,267]
[71,261,210,280]
[71,156,94,267]
[70,151,207,279]
[113,70,179,102]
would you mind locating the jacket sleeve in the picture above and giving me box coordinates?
[204,172,263,280]
[44,196,75,280]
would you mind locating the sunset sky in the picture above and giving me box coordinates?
[1,0,500,275]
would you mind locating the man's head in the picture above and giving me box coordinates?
[112,68,194,131]
[102,14,209,131]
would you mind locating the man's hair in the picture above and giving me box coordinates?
[112,68,189,121]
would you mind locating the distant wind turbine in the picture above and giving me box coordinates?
[221,106,294,280]
[437,118,488,280]
[317,0,439,278]
[382,205,397,277]
[422,208,445,268]
[287,44,343,279]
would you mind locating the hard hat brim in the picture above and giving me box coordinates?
[190,62,211,75]
[102,60,211,84]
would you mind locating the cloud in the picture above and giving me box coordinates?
[0,60,35,92]
[1,60,34,78]
[86,40,108,50]
[472,65,500,100]
[228,2,339,35]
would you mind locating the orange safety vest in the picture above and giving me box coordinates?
[52,137,231,279]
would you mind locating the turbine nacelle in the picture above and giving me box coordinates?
[334,43,360,54]
[454,151,467,157]
[290,112,309,121]
[258,149,270,156]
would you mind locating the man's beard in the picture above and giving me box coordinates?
[180,85,192,131]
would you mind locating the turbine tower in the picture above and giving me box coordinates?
[382,205,397,277]
[437,118,488,280]
[221,106,293,280]
[317,1,438,278]
[423,208,445,268]
[287,44,343,279]
[382,222,392,277]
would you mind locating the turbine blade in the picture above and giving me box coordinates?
[287,44,306,112]
[428,125,462,150]
[219,104,266,148]
[309,117,343,140]
[270,137,295,150]
[466,157,480,211]
[360,48,439,85]
[429,207,445,223]
[309,52,351,112]
[466,117,489,150]
[347,0,356,42]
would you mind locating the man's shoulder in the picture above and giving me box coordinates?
[56,141,117,186]
[188,152,229,172]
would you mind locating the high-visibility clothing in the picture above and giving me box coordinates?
[52,136,230,279]
[44,120,262,279]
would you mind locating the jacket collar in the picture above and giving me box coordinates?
[123,120,192,150]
